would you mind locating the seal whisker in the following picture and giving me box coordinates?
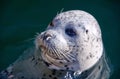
[57,49,73,62]
[50,46,59,58]
[53,48,63,59]
[62,50,76,62]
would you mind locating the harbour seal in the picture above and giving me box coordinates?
[0,10,111,79]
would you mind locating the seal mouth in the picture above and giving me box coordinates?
[39,45,46,52]
[37,35,76,61]
[37,35,60,59]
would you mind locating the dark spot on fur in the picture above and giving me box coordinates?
[66,67,69,70]
[84,70,88,73]
[31,57,35,61]
[90,54,92,58]
[50,22,54,26]
[49,75,52,78]
[37,58,41,61]
[43,73,46,76]
[21,76,24,79]
[43,61,51,67]
[72,60,76,62]
[77,45,79,47]
[59,72,62,75]
[71,67,74,70]
[92,38,95,42]
[98,65,101,70]
[87,37,89,40]
[97,38,99,42]
[10,71,13,74]
[76,53,78,55]
[52,70,56,75]
[60,70,64,72]
[35,62,38,65]
[59,61,63,64]
[4,70,9,74]
[64,65,68,67]
[53,77,57,79]
[73,45,76,48]
[86,56,89,59]
[89,53,94,58]
[86,29,88,34]
[81,48,83,51]
[78,24,81,27]
[66,60,70,62]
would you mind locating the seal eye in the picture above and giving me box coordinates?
[65,28,76,37]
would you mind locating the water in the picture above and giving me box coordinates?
[0,0,120,79]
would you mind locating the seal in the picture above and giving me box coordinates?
[0,10,111,79]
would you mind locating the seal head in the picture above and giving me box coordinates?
[35,10,103,72]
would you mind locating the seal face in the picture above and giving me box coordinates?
[36,10,103,72]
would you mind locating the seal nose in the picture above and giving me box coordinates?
[43,32,52,41]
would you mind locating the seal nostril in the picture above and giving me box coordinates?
[43,33,52,41]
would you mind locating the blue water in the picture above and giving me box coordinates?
[0,0,120,79]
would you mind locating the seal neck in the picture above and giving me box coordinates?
[73,53,108,79]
